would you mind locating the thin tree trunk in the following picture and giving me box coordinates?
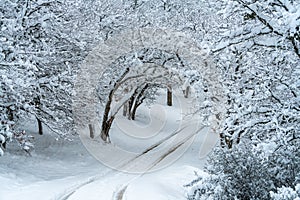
[127,95,135,120]
[88,124,95,139]
[184,86,190,98]
[101,90,114,142]
[131,101,140,120]
[1,141,6,150]
[123,88,129,117]
[167,87,172,106]
[131,96,146,120]
[37,117,43,135]
[131,105,137,120]
[130,84,148,120]
[123,103,128,117]
[8,108,13,121]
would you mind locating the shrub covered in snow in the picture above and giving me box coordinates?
[187,137,300,200]
[270,184,300,200]
[0,123,34,156]
[13,130,35,155]
[0,123,13,154]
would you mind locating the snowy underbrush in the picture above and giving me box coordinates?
[186,138,300,200]
[0,123,34,156]
[270,184,300,200]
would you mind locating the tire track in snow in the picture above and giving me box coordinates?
[112,125,206,200]
[147,125,206,171]
[56,126,188,200]
[114,185,128,200]
[55,171,113,200]
[117,125,190,170]
[57,124,205,200]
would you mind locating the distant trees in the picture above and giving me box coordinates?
[97,49,188,142]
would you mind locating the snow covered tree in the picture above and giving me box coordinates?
[187,137,300,199]
[0,0,87,153]
[97,49,189,142]
[0,0,226,152]
[187,0,300,199]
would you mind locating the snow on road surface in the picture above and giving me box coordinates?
[0,92,218,200]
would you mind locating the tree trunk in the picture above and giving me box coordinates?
[131,106,137,120]
[220,133,232,149]
[127,95,135,120]
[8,107,13,121]
[167,87,172,106]
[100,128,108,142]
[130,84,148,120]
[131,102,140,121]
[123,103,128,117]
[100,67,130,142]
[184,86,190,98]
[100,116,114,142]
[88,124,94,139]
[123,88,129,117]
[100,89,114,142]
[37,117,43,135]
[1,141,6,150]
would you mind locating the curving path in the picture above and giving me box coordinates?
[57,93,218,200]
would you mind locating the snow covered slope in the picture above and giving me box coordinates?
[0,92,218,200]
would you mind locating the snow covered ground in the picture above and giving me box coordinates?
[0,92,218,200]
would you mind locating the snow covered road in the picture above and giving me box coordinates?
[0,93,218,200]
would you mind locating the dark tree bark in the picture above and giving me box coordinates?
[101,89,114,142]
[37,117,43,135]
[167,86,172,106]
[220,133,232,149]
[88,124,94,139]
[1,141,6,150]
[127,94,135,120]
[131,98,145,120]
[123,103,128,117]
[130,84,148,120]
[184,85,190,98]
[7,107,14,121]
[101,116,114,142]
[131,104,138,120]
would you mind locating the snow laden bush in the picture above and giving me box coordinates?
[0,123,34,156]
[13,130,34,155]
[270,184,300,200]
[187,137,300,200]
[0,123,12,156]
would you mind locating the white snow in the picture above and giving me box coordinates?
[0,91,218,200]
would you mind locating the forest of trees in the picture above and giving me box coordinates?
[0,0,299,199]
